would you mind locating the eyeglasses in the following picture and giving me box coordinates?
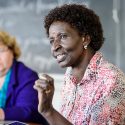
[0,47,8,53]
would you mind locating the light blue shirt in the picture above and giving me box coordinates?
[0,68,12,108]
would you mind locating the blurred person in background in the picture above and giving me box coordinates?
[34,4,125,125]
[0,30,48,124]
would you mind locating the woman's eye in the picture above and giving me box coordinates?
[60,34,67,39]
[50,39,54,44]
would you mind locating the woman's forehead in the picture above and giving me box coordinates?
[49,22,76,36]
[0,42,6,47]
[50,21,70,30]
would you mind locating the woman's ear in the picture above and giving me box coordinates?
[82,35,91,49]
[83,35,91,45]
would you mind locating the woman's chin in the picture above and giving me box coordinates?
[58,61,69,68]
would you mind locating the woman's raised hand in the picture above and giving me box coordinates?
[33,73,54,114]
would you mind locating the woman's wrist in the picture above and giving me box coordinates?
[0,108,5,120]
[41,106,55,117]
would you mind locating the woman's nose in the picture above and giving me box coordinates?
[52,40,61,51]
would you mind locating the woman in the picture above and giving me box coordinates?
[0,31,48,124]
[34,4,125,125]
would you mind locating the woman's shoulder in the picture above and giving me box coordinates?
[12,59,38,78]
[97,59,125,90]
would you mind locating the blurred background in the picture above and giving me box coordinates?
[0,0,125,110]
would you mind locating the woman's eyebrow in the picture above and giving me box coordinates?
[48,33,61,39]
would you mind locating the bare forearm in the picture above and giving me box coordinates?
[41,108,73,125]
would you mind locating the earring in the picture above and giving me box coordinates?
[84,45,88,49]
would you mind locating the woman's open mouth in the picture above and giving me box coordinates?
[56,54,66,63]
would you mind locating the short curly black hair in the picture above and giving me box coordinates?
[44,4,104,51]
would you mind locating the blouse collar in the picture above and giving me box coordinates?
[65,51,104,85]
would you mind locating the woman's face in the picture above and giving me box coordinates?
[49,21,84,68]
[0,43,14,77]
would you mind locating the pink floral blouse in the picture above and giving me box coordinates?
[60,52,125,125]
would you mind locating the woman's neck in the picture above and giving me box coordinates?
[71,49,95,83]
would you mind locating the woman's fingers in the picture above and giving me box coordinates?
[38,73,54,85]
[38,73,47,80]
[34,74,54,94]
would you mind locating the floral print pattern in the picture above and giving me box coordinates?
[60,52,125,125]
